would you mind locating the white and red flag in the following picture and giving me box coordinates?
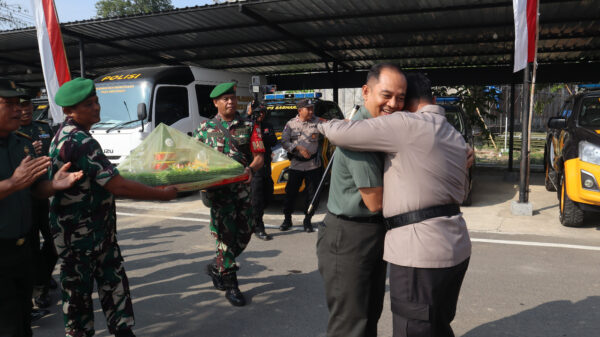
[30,0,71,124]
[512,0,539,72]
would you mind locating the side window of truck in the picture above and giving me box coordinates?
[196,85,217,118]
[155,86,189,126]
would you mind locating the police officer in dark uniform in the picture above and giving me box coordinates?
[0,78,82,337]
[18,89,59,310]
[248,103,277,240]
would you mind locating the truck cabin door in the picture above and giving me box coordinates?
[153,85,191,134]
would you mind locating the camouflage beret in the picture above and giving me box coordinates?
[55,77,96,107]
[210,82,236,99]
[296,98,315,109]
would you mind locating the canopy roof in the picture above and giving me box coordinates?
[1,0,598,88]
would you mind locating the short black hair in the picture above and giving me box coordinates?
[405,72,433,103]
[366,63,403,84]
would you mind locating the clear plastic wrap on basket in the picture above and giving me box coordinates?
[117,123,247,191]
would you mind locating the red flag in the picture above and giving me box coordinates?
[513,0,539,72]
[31,0,71,123]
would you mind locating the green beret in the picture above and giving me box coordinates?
[210,82,236,99]
[55,77,96,107]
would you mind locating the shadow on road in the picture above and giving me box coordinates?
[462,296,600,337]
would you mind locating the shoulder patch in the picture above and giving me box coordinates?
[15,131,32,140]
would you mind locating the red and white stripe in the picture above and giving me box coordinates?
[513,0,539,72]
[31,0,71,124]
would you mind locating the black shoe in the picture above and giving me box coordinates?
[303,218,314,233]
[114,327,136,337]
[31,308,49,322]
[34,291,51,308]
[205,263,226,291]
[255,230,272,241]
[49,277,58,290]
[223,273,246,307]
[279,217,292,231]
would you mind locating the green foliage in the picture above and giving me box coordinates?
[433,85,500,140]
[0,0,29,29]
[95,0,174,18]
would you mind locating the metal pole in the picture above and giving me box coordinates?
[509,83,515,171]
[79,38,86,78]
[333,62,339,105]
[519,63,530,203]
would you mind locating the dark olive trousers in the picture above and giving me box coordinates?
[317,213,387,337]
[0,239,33,337]
[390,258,470,337]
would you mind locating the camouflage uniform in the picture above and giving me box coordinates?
[193,113,263,274]
[49,117,134,337]
[19,120,58,298]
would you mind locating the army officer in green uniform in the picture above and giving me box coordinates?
[0,78,83,337]
[49,78,177,337]
[194,82,264,307]
[18,90,59,309]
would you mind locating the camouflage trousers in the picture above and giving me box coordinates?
[59,241,134,337]
[207,182,254,275]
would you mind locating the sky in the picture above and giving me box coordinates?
[4,0,215,26]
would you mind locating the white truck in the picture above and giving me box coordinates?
[91,65,259,164]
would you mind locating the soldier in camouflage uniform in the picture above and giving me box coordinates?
[18,91,59,310]
[49,78,177,337]
[194,82,264,307]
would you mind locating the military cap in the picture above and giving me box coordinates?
[17,87,38,103]
[55,77,96,107]
[0,78,27,98]
[210,82,236,99]
[296,98,315,109]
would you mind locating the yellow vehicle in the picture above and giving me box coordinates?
[545,87,600,226]
[264,93,344,195]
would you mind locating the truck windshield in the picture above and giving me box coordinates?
[579,97,600,127]
[94,81,152,129]
[266,104,298,132]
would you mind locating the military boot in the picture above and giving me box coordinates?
[254,217,272,241]
[303,216,314,233]
[205,263,226,291]
[279,214,293,231]
[222,272,246,307]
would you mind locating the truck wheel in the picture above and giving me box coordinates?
[559,178,584,227]
[200,191,211,208]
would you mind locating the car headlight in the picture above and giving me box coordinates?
[271,144,288,163]
[579,141,600,165]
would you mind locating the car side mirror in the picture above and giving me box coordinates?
[547,117,567,129]
[137,103,147,132]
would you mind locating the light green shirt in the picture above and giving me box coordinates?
[326,106,383,217]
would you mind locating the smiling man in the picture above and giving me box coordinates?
[50,77,177,337]
[317,63,406,337]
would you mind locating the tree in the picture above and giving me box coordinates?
[0,0,30,30]
[95,0,174,18]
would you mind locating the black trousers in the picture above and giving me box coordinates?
[251,165,274,220]
[30,199,58,289]
[317,213,387,337]
[0,239,33,337]
[389,258,470,337]
[283,167,321,217]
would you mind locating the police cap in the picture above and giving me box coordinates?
[0,78,27,99]
[296,98,315,109]
[55,77,96,107]
[210,82,236,99]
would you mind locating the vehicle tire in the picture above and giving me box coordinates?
[559,177,584,227]
[200,191,211,208]
[544,146,557,192]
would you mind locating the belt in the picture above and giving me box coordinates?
[330,212,383,224]
[384,204,460,230]
[0,236,27,247]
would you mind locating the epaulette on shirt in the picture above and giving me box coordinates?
[15,131,32,141]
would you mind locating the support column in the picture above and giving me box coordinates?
[508,83,515,171]
[332,62,339,105]
[79,38,86,78]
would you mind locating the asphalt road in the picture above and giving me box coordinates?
[32,200,600,337]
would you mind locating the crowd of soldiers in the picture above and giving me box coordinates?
[1,62,473,337]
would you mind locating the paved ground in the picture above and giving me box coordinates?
[32,168,600,337]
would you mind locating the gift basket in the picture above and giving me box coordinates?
[118,123,248,191]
